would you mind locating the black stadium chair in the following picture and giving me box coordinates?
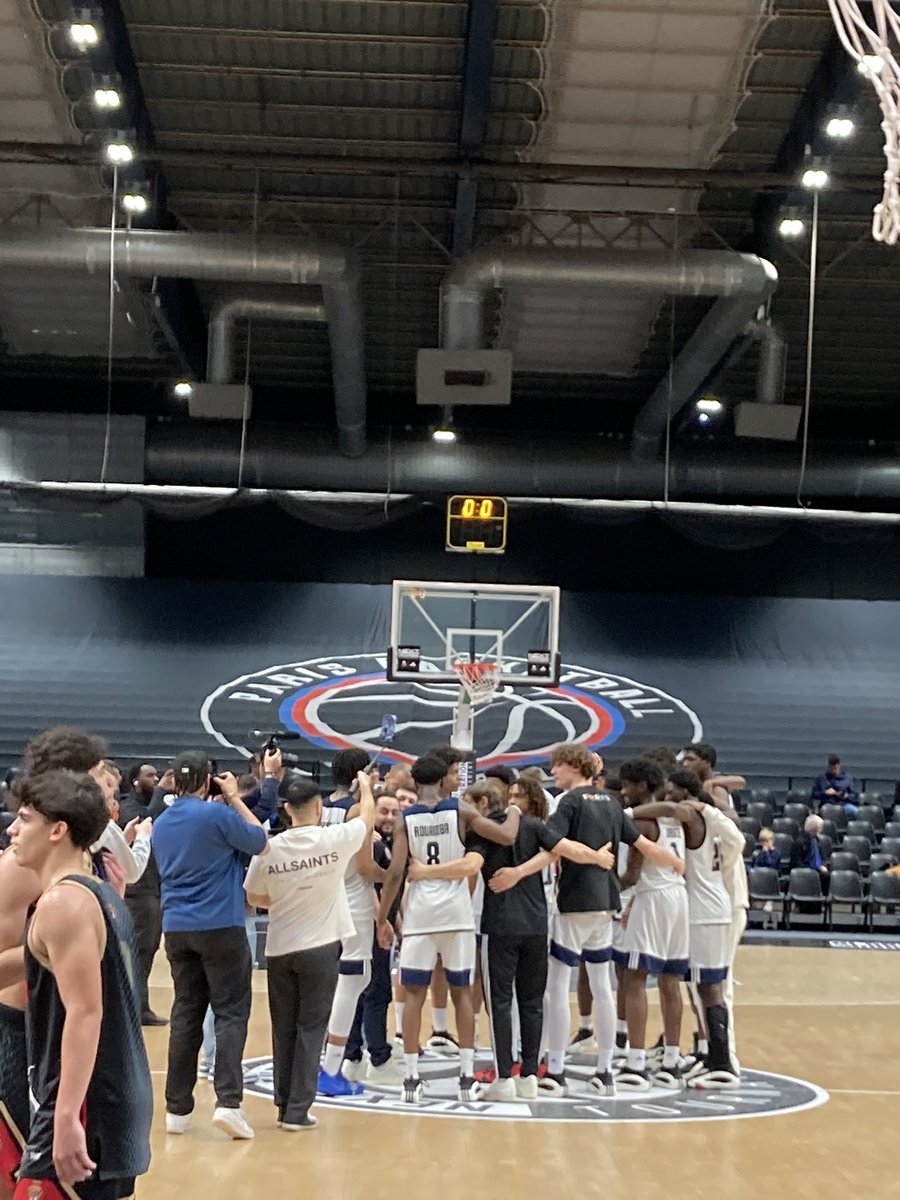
[739,816,761,840]
[869,872,900,929]
[846,819,876,845]
[857,804,886,832]
[750,788,777,807]
[773,816,800,839]
[858,792,885,814]
[785,868,828,928]
[883,821,900,840]
[829,851,860,874]
[748,867,783,926]
[773,832,794,867]
[786,789,808,806]
[819,819,837,843]
[747,800,775,828]
[879,837,900,860]
[742,832,757,862]
[869,853,898,875]
[783,802,810,826]
[828,870,868,928]
[820,803,848,830]
[818,833,833,862]
[841,836,871,872]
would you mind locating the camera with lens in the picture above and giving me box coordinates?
[256,729,300,768]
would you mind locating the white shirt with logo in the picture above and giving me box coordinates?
[244,818,366,956]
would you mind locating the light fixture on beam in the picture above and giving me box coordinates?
[696,396,723,415]
[432,407,457,443]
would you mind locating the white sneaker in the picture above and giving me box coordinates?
[342,1054,370,1083]
[515,1074,539,1100]
[365,1057,405,1090]
[483,1077,517,1102]
[165,1112,192,1135]
[212,1107,255,1140]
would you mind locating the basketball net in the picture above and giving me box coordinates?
[829,0,900,243]
[450,661,499,755]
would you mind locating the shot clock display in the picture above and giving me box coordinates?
[445,495,508,554]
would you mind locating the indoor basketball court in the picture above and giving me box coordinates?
[2,1,900,1199]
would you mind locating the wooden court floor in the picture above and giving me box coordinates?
[141,945,899,1200]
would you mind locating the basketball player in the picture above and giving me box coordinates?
[9,770,152,1198]
[615,758,690,1092]
[318,749,385,1096]
[375,754,520,1103]
[681,743,745,807]
[514,745,685,1098]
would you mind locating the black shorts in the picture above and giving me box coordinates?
[13,1175,136,1199]
[0,1000,28,1185]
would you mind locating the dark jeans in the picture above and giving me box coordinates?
[164,926,253,1114]
[481,933,548,1078]
[346,941,393,1067]
[267,942,341,1125]
[126,895,163,1016]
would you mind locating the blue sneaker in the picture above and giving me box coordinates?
[317,1068,364,1097]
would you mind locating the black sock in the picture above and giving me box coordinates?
[705,1004,731,1071]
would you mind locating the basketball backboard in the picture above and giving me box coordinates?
[388,580,560,685]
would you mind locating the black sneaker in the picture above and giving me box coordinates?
[614,1032,628,1050]
[426,1030,459,1053]
[568,1027,594,1049]
[588,1070,616,1097]
[536,1072,567,1097]
[401,1076,423,1104]
[615,1068,652,1092]
[141,1011,168,1027]
[654,1063,685,1090]
[457,1075,483,1102]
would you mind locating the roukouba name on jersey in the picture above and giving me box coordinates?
[201,653,702,768]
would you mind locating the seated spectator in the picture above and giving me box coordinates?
[752,828,781,871]
[811,754,859,817]
[791,814,830,879]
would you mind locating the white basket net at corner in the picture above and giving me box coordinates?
[452,660,500,707]
[829,0,900,244]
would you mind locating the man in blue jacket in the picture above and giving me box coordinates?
[811,755,859,817]
[153,750,269,1142]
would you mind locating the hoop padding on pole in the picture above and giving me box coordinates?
[829,0,900,243]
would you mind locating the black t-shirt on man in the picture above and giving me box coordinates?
[543,785,640,914]
[467,812,558,937]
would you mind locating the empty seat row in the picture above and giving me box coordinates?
[747,867,900,930]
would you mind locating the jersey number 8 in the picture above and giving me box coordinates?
[426,841,441,865]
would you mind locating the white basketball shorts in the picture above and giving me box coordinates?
[613,886,689,976]
[399,930,476,988]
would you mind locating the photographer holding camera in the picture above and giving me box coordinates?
[152,750,269,1141]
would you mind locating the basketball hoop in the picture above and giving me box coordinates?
[829,0,900,243]
[452,660,500,707]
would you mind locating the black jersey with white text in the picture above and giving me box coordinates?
[543,786,641,914]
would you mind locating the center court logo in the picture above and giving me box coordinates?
[241,1052,827,1125]
[201,653,703,767]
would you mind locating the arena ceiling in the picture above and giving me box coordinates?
[0,0,899,454]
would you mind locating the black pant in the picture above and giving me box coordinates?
[481,934,548,1078]
[126,896,162,1016]
[164,927,253,1114]
[267,942,341,1124]
[346,941,393,1068]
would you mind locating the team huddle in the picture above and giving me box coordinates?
[318,740,748,1104]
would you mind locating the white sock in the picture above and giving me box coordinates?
[460,1048,474,1076]
[404,1052,419,1079]
[394,1001,405,1034]
[663,1044,679,1069]
[699,1038,709,1056]
[584,960,616,1072]
[627,1048,646,1072]
[579,1012,592,1032]
[616,1019,627,1036]
[432,1007,448,1033]
[322,1042,345,1076]
[545,956,571,1076]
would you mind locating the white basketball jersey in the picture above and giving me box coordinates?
[700,804,749,910]
[403,798,474,935]
[635,817,685,894]
[685,817,731,925]
[616,841,634,913]
[321,796,375,922]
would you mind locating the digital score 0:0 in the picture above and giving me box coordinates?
[445,495,508,554]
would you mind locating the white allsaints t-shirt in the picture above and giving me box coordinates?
[244,818,367,956]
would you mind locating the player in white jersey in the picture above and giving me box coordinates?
[377,754,520,1103]
[317,750,385,1097]
[615,759,689,1091]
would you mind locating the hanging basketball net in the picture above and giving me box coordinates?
[829,0,900,244]
[452,660,500,708]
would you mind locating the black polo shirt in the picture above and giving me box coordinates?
[467,812,558,937]
[543,786,640,914]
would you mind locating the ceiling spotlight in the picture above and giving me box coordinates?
[105,139,134,165]
[432,426,457,444]
[697,413,711,425]
[696,397,722,414]
[173,381,193,398]
[778,216,806,237]
[825,115,855,139]
[68,20,99,47]
[858,54,885,76]
[801,166,829,190]
[93,87,122,109]
[121,192,149,214]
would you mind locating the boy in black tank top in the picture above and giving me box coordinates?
[8,771,152,1200]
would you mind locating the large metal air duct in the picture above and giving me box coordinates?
[207,296,326,385]
[146,422,900,503]
[439,247,777,457]
[0,228,367,456]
